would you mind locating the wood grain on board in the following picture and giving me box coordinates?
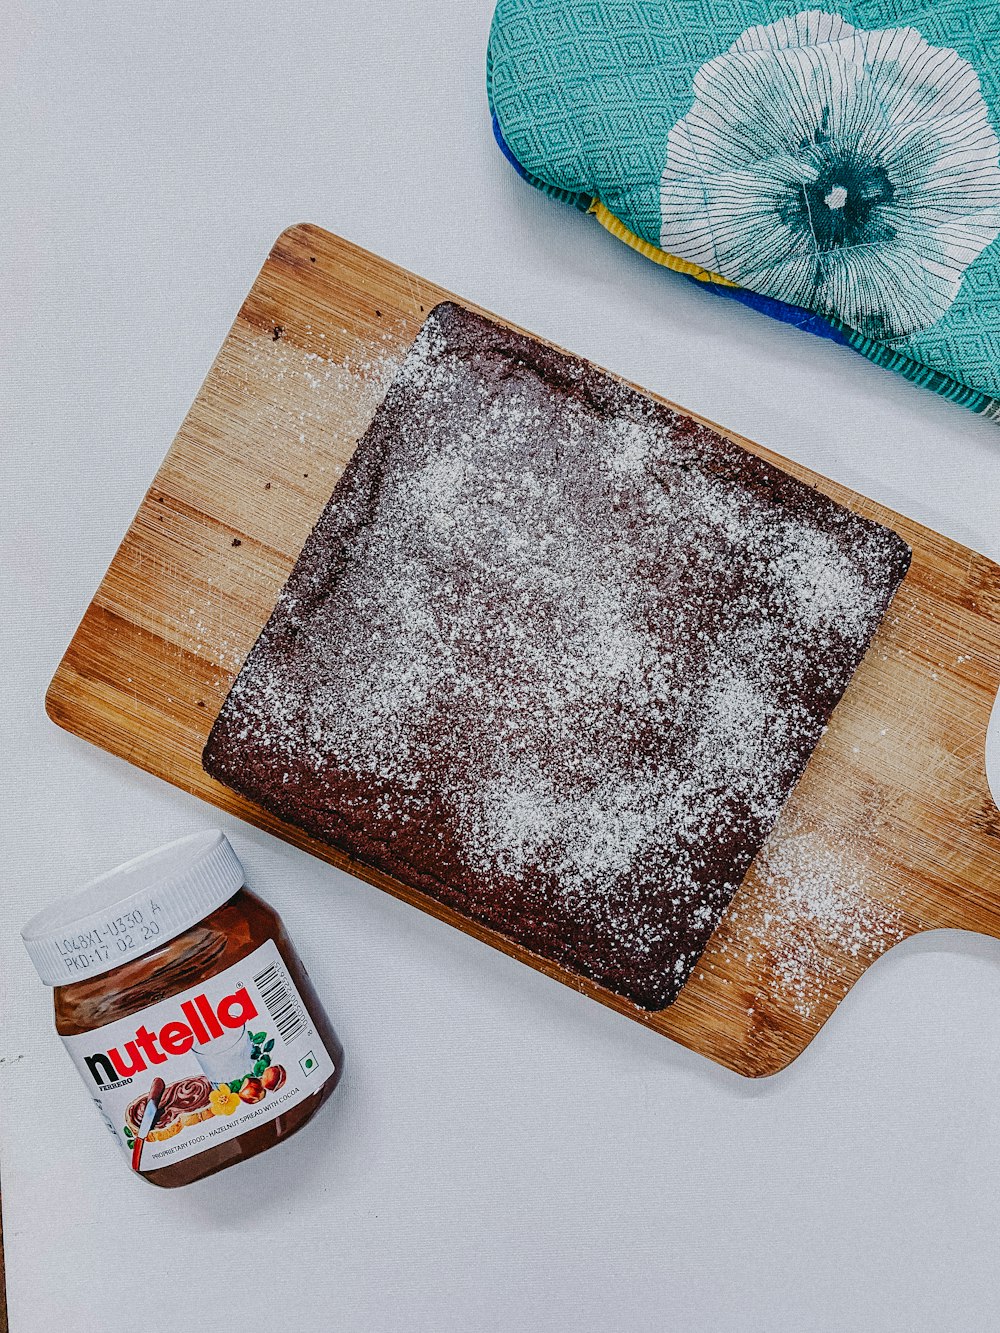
[46,224,1000,1076]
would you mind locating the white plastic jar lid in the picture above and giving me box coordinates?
[21,830,246,986]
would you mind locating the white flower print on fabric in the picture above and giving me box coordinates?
[659,10,1000,341]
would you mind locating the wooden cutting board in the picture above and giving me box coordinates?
[46,224,1000,1077]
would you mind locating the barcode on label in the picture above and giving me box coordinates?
[253,962,305,1042]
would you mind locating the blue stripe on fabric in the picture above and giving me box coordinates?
[492,111,530,180]
[690,278,852,347]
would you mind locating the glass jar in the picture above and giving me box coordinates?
[22,830,343,1187]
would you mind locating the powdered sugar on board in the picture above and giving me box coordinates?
[212,321,404,493]
[717,820,906,1020]
[175,325,403,674]
[204,303,911,1009]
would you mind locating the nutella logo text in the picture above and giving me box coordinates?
[83,988,259,1087]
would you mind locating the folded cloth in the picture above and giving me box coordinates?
[487,2,1000,420]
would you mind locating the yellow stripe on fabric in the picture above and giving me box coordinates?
[589,201,738,287]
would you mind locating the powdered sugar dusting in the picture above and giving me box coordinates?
[757,826,901,1013]
[206,304,910,1008]
[727,825,906,1019]
[176,325,404,676]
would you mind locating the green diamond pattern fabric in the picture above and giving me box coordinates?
[487,0,1000,418]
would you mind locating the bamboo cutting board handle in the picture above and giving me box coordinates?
[866,543,1000,940]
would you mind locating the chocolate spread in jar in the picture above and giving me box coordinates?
[22,830,344,1188]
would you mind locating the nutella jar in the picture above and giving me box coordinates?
[21,830,343,1187]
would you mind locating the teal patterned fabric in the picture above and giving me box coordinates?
[487,1,1000,418]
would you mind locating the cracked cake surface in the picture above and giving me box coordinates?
[203,302,911,1009]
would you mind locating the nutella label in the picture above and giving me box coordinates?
[60,940,336,1172]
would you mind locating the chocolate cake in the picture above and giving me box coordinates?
[203,303,911,1009]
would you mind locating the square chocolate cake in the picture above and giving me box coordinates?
[204,303,910,1009]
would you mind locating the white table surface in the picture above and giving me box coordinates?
[4,3,1000,1330]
